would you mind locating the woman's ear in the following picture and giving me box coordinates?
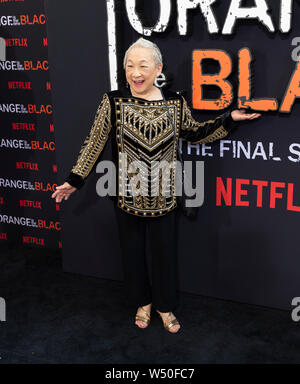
[157,63,163,77]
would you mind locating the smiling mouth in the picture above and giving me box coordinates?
[133,80,145,86]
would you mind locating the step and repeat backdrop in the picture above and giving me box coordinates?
[9,0,300,310]
[0,0,61,249]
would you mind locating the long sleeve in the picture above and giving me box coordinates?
[65,93,112,189]
[179,96,237,144]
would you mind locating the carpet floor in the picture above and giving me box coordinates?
[0,243,299,364]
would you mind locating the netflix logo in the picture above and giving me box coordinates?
[0,0,24,3]
[19,200,42,209]
[216,177,300,213]
[5,38,28,47]
[0,233,7,240]
[16,161,39,171]
[23,236,45,246]
[9,81,32,90]
[0,197,3,205]
[12,122,35,131]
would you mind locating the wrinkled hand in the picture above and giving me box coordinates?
[51,182,77,203]
[231,109,262,121]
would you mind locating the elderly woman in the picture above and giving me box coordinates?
[51,38,261,333]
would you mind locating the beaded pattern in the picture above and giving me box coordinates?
[71,93,111,178]
[69,92,231,217]
[115,97,181,217]
[181,96,228,144]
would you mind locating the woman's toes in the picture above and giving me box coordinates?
[135,320,147,328]
[159,312,181,333]
[169,324,180,333]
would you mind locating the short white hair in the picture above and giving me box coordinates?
[123,38,163,69]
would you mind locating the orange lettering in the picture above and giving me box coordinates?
[280,61,300,113]
[192,50,233,110]
[20,15,27,25]
[238,48,277,111]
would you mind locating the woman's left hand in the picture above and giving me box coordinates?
[231,109,262,121]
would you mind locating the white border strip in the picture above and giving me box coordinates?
[106,0,118,91]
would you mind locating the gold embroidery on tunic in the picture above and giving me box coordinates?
[181,96,228,144]
[69,93,230,217]
[115,98,180,217]
[71,93,111,178]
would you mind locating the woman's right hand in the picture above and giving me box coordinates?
[51,182,77,203]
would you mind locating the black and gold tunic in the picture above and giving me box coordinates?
[66,87,237,217]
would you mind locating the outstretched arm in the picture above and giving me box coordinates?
[179,96,261,144]
[51,93,112,203]
[66,93,112,188]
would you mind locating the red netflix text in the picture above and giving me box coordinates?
[216,177,300,212]
[9,81,32,90]
[16,162,39,171]
[12,122,35,131]
[23,236,45,246]
[5,38,28,47]
[19,200,42,209]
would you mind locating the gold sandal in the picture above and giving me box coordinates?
[156,310,181,333]
[135,306,151,328]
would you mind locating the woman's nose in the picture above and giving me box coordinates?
[133,68,141,77]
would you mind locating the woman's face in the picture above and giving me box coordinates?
[125,46,162,96]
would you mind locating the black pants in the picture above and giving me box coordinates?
[114,205,180,312]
